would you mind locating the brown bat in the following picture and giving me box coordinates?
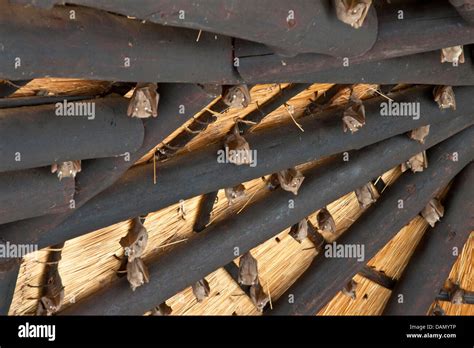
[36,243,65,316]
[335,0,372,29]
[127,82,159,118]
[409,125,430,144]
[127,257,149,291]
[431,302,445,316]
[355,183,379,208]
[277,168,305,195]
[434,86,456,110]
[120,217,148,262]
[224,124,252,166]
[151,302,173,316]
[192,278,211,302]
[441,46,465,66]
[401,151,428,173]
[341,279,358,300]
[265,174,281,191]
[222,84,251,109]
[238,251,259,286]
[317,208,337,234]
[289,219,308,243]
[249,279,270,312]
[51,160,81,180]
[224,184,246,206]
[446,280,465,305]
[420,198,444,227]
[342,94,366,134]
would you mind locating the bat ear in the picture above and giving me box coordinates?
[51,164,57,173]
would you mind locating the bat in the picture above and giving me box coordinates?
[192,278,211,302]
[151,302,173,316]
[127,82,159,118]
[434,86,456,110]
[355,183,379,208]
[224,124,252,166]
[317,208,337,234]
[126,257,149,291]
[51,160,81,180]
[341,279,358,300]
[120,217,148,262]
[401,151,428,173]
[222,84,251,109]
[420,198,444,227]
[446,280,465,305]
[224,184,246,206]
[409,125,430,144]
[441,46,465,66]
[277,168,305,195]
[36,244,65,316]
[289,219,309,243]
[334,0,372,29]
[342,93,366,134]
[238,251,259,286]
[249,279,270,312]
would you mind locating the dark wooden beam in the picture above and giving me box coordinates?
[0,2,238,84]
[0,84,215,248]
[383,163,474,315]
[0,95,95,109]
[450,0,474,23]
[268,127,474,315]
[4,86,474,251]
[10,0,378,57]
[238,49,474,84]
[237,0,474,82]
[58,122,471,315]
[0,168,75,225]
[0,96,144,172]
[0,259,20,315]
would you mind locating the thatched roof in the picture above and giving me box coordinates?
[6,79,473,316]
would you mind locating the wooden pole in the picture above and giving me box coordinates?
[237,0,474,82]
[0,84,215,248]
[0,96,144,172]
[0,168,75,225]
[0,1,237,84]
[238,49,474,84]
[0,259,20,315]
[58,123,472,315]
[10,0,378,57]
[268,128,474,315]
[449,0,474,23]
[383,163,474,315]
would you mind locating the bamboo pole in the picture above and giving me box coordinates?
[383,163,474,315]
